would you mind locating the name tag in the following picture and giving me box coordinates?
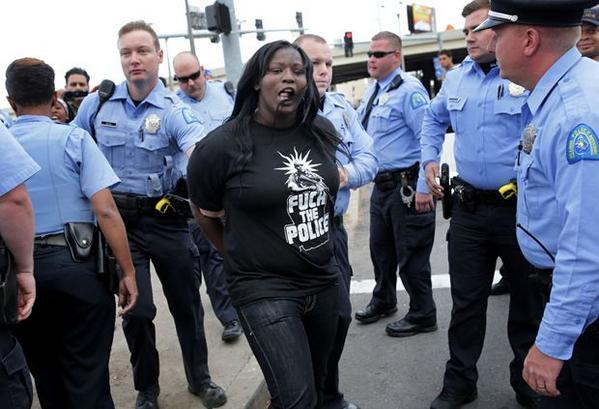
[100,121,117,128]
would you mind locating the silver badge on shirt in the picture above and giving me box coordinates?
[378,93,390,105]
[521,124,537,154]
[144,114,161,134]
[508,82,526,97]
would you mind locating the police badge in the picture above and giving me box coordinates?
[144,114,161,134]
[508,82,526,97]
[521,124,537,154]
[378,93,390,105]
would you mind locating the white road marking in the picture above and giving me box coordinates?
[349,270,502,295]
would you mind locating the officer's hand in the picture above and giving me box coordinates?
[16,272,36,321]
[415,192,434,213]
[425,163,444,198]
[338,166,349,189]
[523,344,563,397]
[118,274,138,316]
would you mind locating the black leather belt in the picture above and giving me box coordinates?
[453,177,516,207]
[34,233,67,247]
[113,193,161,211]
[374,162,419,184]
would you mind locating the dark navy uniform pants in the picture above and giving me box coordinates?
[120,213,211,392]
[369,182,437,325]
[443,201,544,395]
[189,221,237,325]
[14,246,115,409]
[0,327,32,409]
[323,219,353,409]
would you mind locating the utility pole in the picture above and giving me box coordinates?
[184,0,197,55]
[218,0,243,85]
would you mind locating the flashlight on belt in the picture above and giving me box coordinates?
[498,179,517,200]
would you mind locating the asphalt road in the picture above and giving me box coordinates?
[338,185,524,409]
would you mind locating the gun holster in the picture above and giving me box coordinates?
[64,222,96,262]
[0,240,18,325]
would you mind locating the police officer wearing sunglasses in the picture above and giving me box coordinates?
[172,51,242,343]
[355,31,438,339]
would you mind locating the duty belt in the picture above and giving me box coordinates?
[374,163,419,206]
[374,163,419,184]
[453,177,516,207]
[113,193,162,215]
[34,233,67,247]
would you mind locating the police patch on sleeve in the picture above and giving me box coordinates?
[182,108,200,124]
[566,124,599,164]
[410,92,428,109]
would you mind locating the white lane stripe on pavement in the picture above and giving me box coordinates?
[349,270,502,295]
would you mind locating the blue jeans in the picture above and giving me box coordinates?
[237,283,340,409]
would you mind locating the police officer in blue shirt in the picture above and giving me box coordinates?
[421,3,545,408]
[172,51,242,342]
[74,21,226,409]
[0,123,38,409]
[295,34,378,409]
[6,57,138,409]
[477,0,599,407]
[354,31,437,338]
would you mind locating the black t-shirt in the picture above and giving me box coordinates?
[188,117,340,306]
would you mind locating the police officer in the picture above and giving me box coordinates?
[0,123,38,409]
[422,3,545,408]
[477,1,599,407]
[294,34,378,409]
[74,21,226,409]
[6,57,139,408]
[577,5,599,61]
[354,31,437,338]
[172,51,242,342]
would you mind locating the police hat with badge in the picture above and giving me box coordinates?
[583,5,599,26]
[474,0,599,32]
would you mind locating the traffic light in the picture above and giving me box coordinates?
[343,32,354,57]
[296,12,304,35]
[205,2,231,34]
[344,32,353,48]
[255,19,265,41]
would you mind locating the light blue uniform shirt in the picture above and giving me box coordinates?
[176,81,233,134]
[74,81,204,196]
[357,67,430,193]
[0,123,40,196]
[516,48,599,360]
[421,57,527,189]
[11,115,119,235]
[321,92,378,216]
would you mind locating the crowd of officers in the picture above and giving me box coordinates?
[0,0,598,408]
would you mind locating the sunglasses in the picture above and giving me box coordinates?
[174,69,203,83]
[367,50,397,59]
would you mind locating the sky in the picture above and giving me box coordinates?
[0,0,463,107]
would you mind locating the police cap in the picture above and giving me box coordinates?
[474,0,599,32]
[582,5,599,26]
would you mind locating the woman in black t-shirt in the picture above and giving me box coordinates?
[188,40,342,409]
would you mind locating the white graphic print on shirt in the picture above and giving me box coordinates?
[276,148,331,252]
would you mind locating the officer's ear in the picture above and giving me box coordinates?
[6,96,17,114]
[522,27,542,57]
[50,92,58,106]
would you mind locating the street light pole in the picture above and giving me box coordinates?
[184,0,197,56]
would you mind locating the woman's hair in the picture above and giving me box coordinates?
[228,40,345,173]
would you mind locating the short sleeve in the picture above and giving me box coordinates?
[0,124,40,196]
[166,105,206,153]
[187,127,234,212]
[64,127,120,198]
